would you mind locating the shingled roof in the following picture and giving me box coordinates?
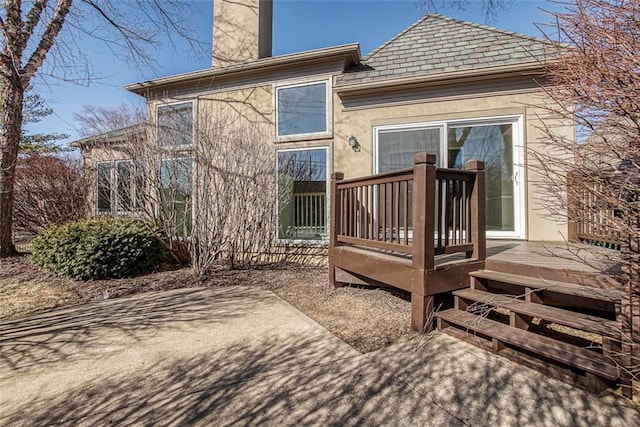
[336,13,556,88]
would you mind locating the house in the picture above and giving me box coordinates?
[75,1,639,397]
[77,0,570,245]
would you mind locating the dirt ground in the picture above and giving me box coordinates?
[0,256,418,353]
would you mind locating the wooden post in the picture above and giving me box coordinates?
[465,159,486,261]
[412,152,437,271]
[411,294,434,333]
[411,153,437,332]
[329,172,344,288]
[567,171,579,242]
[617,217,640,399]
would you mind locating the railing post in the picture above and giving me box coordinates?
[329,171,344,288]
[567,171,579,242]
[465,159,486,261]
[411,153,436,332]
[412,152,437,271]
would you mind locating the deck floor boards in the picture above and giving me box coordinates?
[485,241,619,274]
[433,240,620,275]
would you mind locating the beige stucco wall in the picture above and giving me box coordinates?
[332,81,574,242]
[84,68,573,244]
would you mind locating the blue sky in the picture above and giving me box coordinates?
[28,0,560,145]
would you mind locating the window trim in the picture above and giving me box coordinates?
[156,100,196,148]
[275,80,331,141]
[275,146,330,244]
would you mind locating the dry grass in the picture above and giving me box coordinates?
[0,256,418,353]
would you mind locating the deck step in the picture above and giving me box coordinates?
[437,308,619,381]
[469,270,622,303]
[453,288,620,338]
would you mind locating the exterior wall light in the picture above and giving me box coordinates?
[348,135,361,152]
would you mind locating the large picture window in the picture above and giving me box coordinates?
[277,148,328,241]
[160,158,193,236]
[276,81,328,137]
[157,102,194,146]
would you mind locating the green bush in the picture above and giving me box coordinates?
[32,218,167,280]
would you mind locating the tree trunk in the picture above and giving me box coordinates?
[0,80,24,257]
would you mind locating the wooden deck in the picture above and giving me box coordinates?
[329,153,487,331]
[485,240,620,274]
[336,240,624,303]
[431,240,619,274]
[329,154,637,398]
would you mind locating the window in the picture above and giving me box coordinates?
[277,148,328,241]
[377,126,442,172]
[160,158,193,236]
[116,161,135,213]
[96,160,137,215]
[157,102,194,146]
[276,81,328,137]
[447,124,515,232]
[97,162,112,214]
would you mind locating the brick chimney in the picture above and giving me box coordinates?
[212,0,273,67]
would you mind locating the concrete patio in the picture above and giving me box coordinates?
[0,286,637,426]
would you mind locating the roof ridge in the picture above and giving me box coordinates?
[363,14,432,61]
[426,12,551,45]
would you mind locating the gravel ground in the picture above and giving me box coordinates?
[0,256,418,353]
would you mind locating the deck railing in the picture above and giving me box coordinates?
[568,171,621,247]
[330,153,485,270]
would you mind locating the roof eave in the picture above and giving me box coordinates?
[69,125,146,149]
[126,43,362,95]
[334,61,556,97]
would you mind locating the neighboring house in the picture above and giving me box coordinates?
[76,0,571,253]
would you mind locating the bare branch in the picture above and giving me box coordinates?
[22,0,73,85]
[22,0,48,43]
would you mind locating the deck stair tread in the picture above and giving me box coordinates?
[453,288,620,338]
[470,270,622,303]
[436,308,619,380]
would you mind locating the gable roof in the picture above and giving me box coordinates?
[335,13,557,89]
[69,124,146,149]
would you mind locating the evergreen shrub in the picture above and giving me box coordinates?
[32,218,166,280]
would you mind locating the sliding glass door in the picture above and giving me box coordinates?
[377,126,443,172]
[374,117,524,239]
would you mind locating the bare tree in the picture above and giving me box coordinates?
[193,114,275,271]
[0,0,203,257]
[532,0,640,393]
[99,107,275,274]
[74,102,146,138]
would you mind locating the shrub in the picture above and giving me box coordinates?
[32,218,167,280]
